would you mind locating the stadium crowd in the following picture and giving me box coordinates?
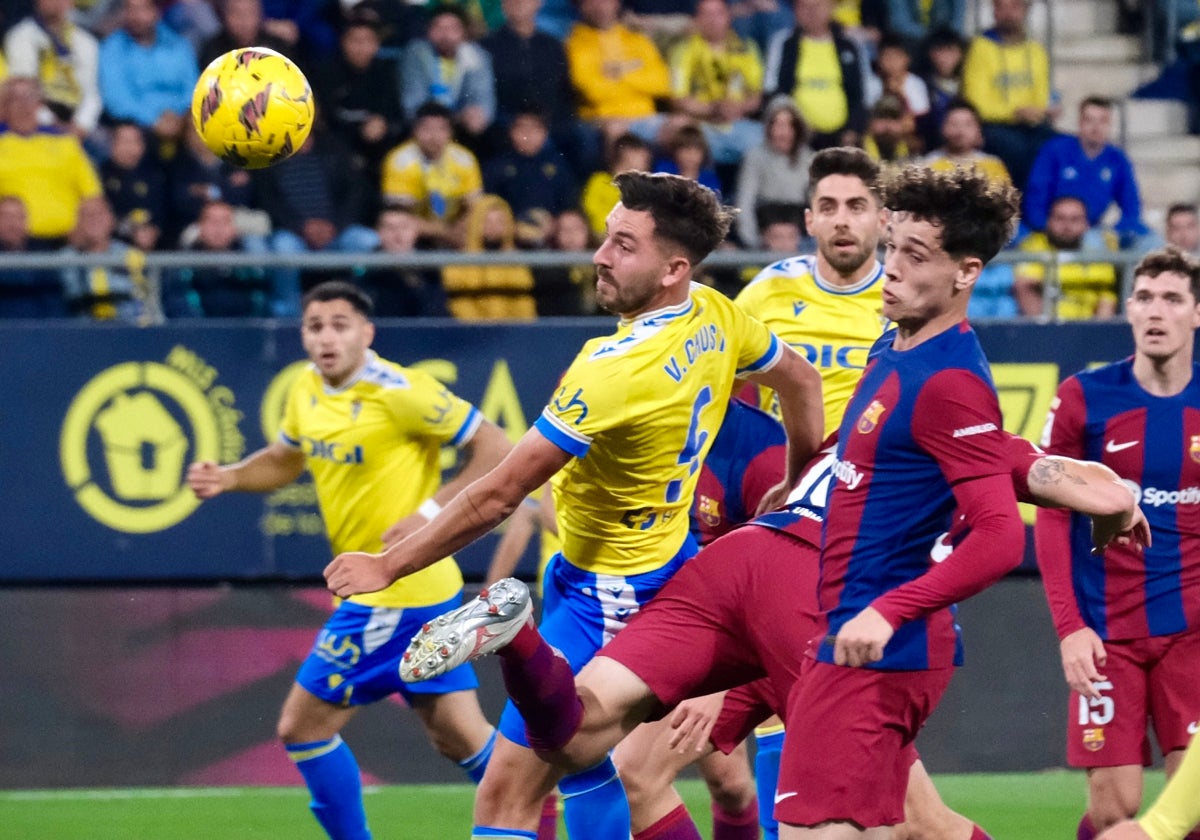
[0,0,1195,321]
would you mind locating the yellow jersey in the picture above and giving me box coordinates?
[961,32,1051,124]
[669,32,764,105]
[1016,232,1118,320]
[923,149,1011,184]
[0,127,102,238]
[381,139,483,223]
[280,351,480,608]
[735,254,886,431]
[793,38,847,134]
[535,283,782,576]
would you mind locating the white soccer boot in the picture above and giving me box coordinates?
[400,578,533,683]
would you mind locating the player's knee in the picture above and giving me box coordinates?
[473,764,549,826]
[1088,776,1141,829]
[423,724,479,763]
[275,711,304,745]
[614,760,673,811]
[701,764,755,812]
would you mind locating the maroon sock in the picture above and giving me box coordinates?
[1182,831,1200,840]
[536,793,559,840]
[497,621,583,753]
[711,797,759,840]
[633,804,704,840]
[1078,814,1096,840]
[970,825,994,840]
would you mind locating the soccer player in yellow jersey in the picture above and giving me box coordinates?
[186,281,512,840]
[326,171,825,840]
[736,146,887,435]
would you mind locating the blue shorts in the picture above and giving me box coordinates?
[498,536,697,745]
[296,593,479,707]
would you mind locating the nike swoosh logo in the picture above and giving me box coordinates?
[775,791,799,804]
[930,532,953,564]
[1105,440,1139,453]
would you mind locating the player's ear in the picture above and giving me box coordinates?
[954,256,983,292]
[663,254,692,288]
[363,319,376,345]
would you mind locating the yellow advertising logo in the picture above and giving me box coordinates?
[990,363,1061,526]
[59,347,244,534]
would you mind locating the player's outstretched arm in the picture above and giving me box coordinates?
[325,428,571,597]
[186,443,306,499]
[382,418,513,547]
[1024,455,1150,553]
[743,346,824,513]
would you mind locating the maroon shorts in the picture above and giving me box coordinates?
[776,659,953,829]
[599,526,820,731]
[711,677,781,754]
[1068,627,1200,767]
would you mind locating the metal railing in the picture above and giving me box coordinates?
[0,245,1151,324]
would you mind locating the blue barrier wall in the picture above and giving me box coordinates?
[2,318,1152,582]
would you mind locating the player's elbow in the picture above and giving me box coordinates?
[988,509,1028,572]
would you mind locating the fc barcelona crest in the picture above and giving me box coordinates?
[857,400,886,434]
[1190,435,1200,464]
[696,495,721,528]
[1082,727,1105,752]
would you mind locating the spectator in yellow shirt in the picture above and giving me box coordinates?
[381,102,484,249]
[441,194,537,321]
[0,77,102,246]
[961,0,1058,190]
[1015,195,1119,320]
[667,0,765,164]
[763,0,869,149]
[921,99,1012,184]
[579,132,653,237]
[565,0,670,148]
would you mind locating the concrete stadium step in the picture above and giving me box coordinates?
[1126,134,1200,164]
[1051,0,1118,38]
[1122,99,1190,139]
[1133,163,1200,209]
[1052,34,1142,63]
[1054,61,1157,102]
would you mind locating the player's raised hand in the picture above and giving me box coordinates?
[1059,627,1107,699]
[325,551,394,597]
[1096,821,1152,840]
[833,606,893,668]
[666,691,725,753]
[186,461,230,499]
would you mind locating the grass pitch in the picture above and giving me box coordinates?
[0,771,1167,838]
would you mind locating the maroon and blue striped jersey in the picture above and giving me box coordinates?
[1036,358,1200,641]
[690,398,788,545]
[814,322,1022,670]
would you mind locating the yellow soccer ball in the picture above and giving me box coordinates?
[191,47,314,170]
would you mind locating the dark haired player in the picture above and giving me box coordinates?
[1037,247,1200,840]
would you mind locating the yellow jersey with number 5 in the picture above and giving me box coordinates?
[280,351,479,608]
[535,283,783,576]
[736,254,886,432]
